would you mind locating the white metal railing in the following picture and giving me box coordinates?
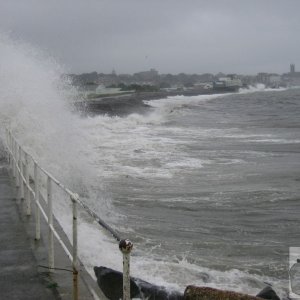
[4,129,133,300]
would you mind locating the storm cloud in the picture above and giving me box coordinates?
[1,0,299,74]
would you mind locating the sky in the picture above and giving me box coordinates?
[0,0,299,75]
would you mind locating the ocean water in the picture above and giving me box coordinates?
[1,33,300,298]
[90,88,300,297]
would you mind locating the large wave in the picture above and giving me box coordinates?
[0,33,288,297]
[0,33,91,187]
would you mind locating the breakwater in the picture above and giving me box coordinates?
[74,88,232,116]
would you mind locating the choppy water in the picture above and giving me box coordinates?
[1,33,300,297]
[90,88,300,296]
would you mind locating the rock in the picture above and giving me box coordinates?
[256,286,280,300]
[94,266,140,300]
[76,96,152,116]
[94,266,184,300]
[184,285,263,300]
[134,277,183,300]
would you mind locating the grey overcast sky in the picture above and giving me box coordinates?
[0,0,299,75]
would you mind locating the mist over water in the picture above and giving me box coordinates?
[1,33,299,298]
[0,33,101,197]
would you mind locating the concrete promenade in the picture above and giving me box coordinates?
[0,164,59,299]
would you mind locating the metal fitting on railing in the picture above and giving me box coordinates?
[24,152,30,215]
[19,147,24,203]
[34,161,41,240]
[119,239,133,300]
[47,176,54,271]
[71,194,79,300]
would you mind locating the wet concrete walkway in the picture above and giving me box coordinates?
[0,165,59,300]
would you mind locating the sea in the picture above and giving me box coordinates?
[0,33,300,298]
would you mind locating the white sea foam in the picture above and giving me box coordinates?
[146,93,230,113]
[0,33,94,189]
[129,255,287,298]
[239,84,287,94]
[247,138,300,144]
[145,84,286,115]
[166,158,208,169]
[0,32,124,284]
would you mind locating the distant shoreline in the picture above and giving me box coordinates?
[75,88,235,116]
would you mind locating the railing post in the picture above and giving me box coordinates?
[119,239,133,300]
[34,162,40,240]
[9,132,13,171]
[12,137,16,178]
[72,195,79,300]
[16,144,20,200]
[24,152,31,215]
[47,176,54,271]
[19,147,24,202]
[15,141,18,182]
[5,129,10,166]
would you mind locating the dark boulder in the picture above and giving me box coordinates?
[94,266,140,300]
[76,96,152,116]
[256,286,280,300]
[94,266,183,300]
[134,277,184,300]
[184,285,263,300]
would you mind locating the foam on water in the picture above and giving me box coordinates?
[247,138,300,144]
[239,84,287,94]
[146,93,230,113]
[145,84,285,113]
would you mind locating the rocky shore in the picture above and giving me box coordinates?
[74,88,232,116]
[94,266,282,300]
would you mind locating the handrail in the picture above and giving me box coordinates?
[35,158,121,241]
[4,128,133,300]
[6,131,121,242]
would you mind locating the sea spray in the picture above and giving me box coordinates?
[0,32,97,195]
[0,32,127,284]
[0,31,119,244]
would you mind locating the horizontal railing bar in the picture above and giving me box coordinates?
[51,223,73,262]
[37,164,78,199]
[36,197,74,262]
[9,152,36,196]
[6,135,76,199]
[13,157,36,198]
[9,138,121,244]
[7,130,121,242]
[76,197,121,242]
[5,128,130,300]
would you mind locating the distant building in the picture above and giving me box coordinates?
[290,63,295,74]
[133,69,159,82]
[257,73,270,85]
[269,75,281,88]
[256,72,282,87]
[194,82,213,89]
[282,64,300,86]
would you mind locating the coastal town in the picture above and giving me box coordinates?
[70,63,300,98]
[70,63,300,116]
